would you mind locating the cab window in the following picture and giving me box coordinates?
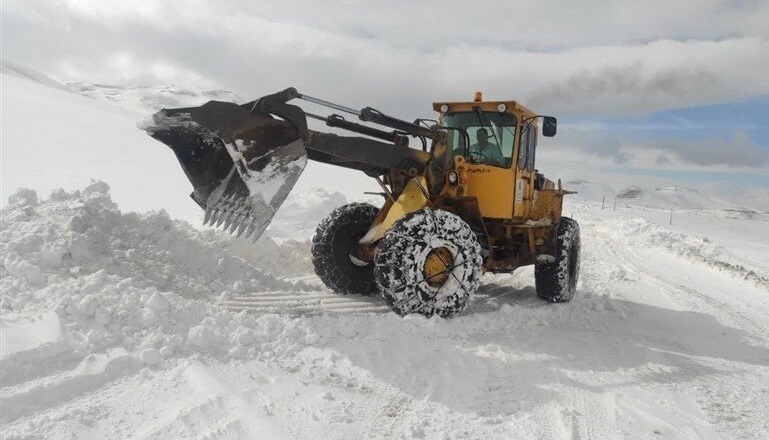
[441,111,517,168]
[527,128,537,171]
[518,125,529,170]
[518,124,537,171]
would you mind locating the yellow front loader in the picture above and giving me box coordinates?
[145,88,580,318]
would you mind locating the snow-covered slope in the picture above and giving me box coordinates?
[66,82,241,115]
[1,72,205,223]
[1,58,67,91]
[564,179,745,211]
[1,58,241,115]
[1,63,377,228]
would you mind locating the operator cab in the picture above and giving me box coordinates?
[441,111,517,168]
[434,94,557,171]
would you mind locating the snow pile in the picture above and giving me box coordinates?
[1,182,313,309]
[0,182,326,375]
[267,188,349,241]
[595,216,769,288]
[224,238,313,278]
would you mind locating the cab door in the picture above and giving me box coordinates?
[513,124,537,217]
[462,160,515,219]
[457,125,516,219]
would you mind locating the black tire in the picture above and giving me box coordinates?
[535,217,581,302]
[374,208,483,318]
[311,203,380,295]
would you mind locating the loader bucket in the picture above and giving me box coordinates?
[144,100,307,241]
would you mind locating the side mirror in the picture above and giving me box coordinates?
[542,116,557,137]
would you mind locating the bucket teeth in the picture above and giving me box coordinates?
[206,195,228,226]
[222,210,234,230]
[228,218,239,234]
[208,208,220,226]
[214,197,232,228]
[236,220,249,238]
[203,194,264,241]
[229,210,247,234]
[245,221,257,239]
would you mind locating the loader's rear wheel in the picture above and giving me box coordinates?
[312,203,379,295]
[374,208,483,318]
[535,217,581,302]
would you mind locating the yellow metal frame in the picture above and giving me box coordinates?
[432,98,542,220]
[357,94,565,274]
[445,156,515,219]
[362,176,430,243]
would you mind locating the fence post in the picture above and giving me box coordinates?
[602,195,605,210]
[669,209,673,225]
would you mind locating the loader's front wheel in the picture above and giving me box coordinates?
[312,203,380,295]
[374,208,483,318]
[535,217,581,302]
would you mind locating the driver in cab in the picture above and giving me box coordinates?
[466,128,504,166]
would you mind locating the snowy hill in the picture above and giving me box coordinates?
[2,61,769,439]
[1,58,241,114]
[564,179,742,211]
[1,58,67,90]
[0,61,374,228]
[67,82,241,115]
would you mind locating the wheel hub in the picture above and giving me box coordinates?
[348,233,373,267]
[422,247,453,287]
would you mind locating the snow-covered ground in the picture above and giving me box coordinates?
[2,63,769,439]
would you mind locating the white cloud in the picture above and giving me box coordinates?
[540,126,769,173]
[3,1,768,118]
[3,0,769,181]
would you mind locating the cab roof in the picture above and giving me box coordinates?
[432,97,538,121]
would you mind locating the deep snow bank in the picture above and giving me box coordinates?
[1,182,313,307]
[0,183,321,357]
[592,216,769,288]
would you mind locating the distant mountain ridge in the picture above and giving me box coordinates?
[1,58,240,115]
[66,83,241,114]
[564,179,744,211]
[1,58,67,90]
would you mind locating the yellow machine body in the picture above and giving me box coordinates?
[363,95,567,273]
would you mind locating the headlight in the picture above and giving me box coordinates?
[497,103,507,113]
[448,171,458,184]
[440,104,449,113]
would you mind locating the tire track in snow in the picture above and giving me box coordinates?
[571,213,769,438]
[221,291,390,315]
[589,220,769,340]
[0,349,142,424]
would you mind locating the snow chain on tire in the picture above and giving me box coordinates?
[311,203,380,295]
[374,208,483,318]
[535,216,581,302]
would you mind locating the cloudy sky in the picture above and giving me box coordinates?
[3,0,768,195]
